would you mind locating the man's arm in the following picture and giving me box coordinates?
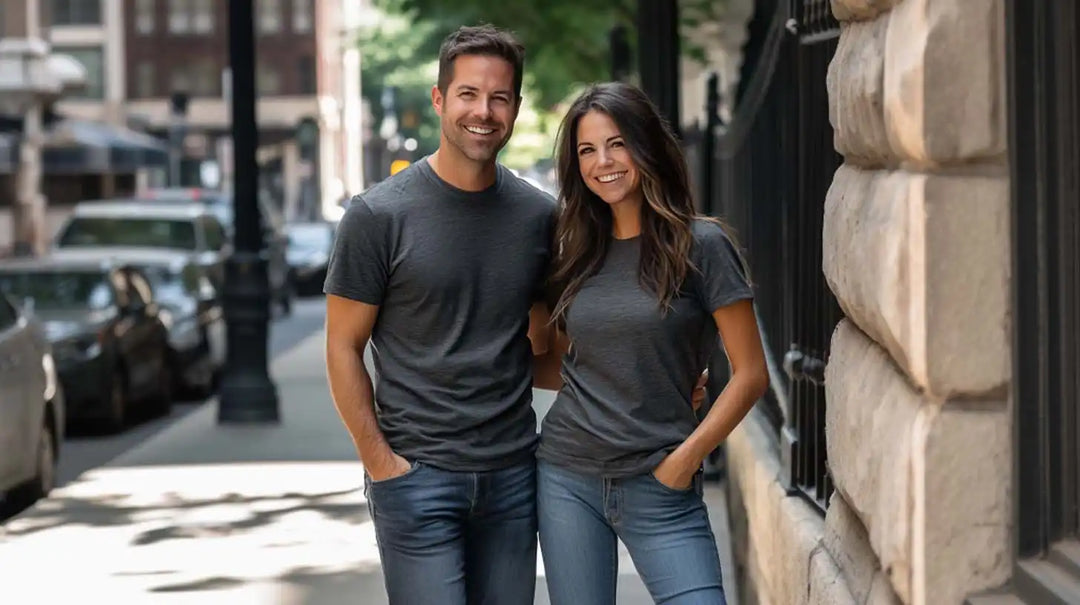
[325,293,410,481]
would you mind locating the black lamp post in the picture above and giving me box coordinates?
[636,0,681,135]
[218,0,279,423]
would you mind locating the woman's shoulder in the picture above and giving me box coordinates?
[690,217,732,249]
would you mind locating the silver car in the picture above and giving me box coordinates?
[0,294,64,505]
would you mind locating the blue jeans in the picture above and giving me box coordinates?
[538,460,726,605]
[364,459,537,605]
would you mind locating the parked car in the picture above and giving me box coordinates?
[0,257,173,432]
[53,199,229,285]
[49,248,225,398]
[0,293,64,505]
[285,221,334,296]
[137,188,294,313]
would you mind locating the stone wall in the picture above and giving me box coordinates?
[725,0,1012,603]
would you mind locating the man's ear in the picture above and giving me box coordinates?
[431,85,443,117]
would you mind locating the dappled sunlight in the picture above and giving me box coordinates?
[0,461,386,603]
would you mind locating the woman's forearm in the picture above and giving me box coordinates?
[679,368,769,464]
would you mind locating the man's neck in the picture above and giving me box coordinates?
[428,148,498,192]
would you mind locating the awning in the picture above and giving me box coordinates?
[41,119,169,174]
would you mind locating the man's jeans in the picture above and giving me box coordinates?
[364,459,537,605]
[537,460,726,605]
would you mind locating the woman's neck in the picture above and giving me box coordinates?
[610,197,643,240]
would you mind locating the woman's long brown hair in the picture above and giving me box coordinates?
[548,82,718,326]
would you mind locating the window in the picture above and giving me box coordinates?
[1010,0,1080,601]
[170,68,190,94]
[57,217,198,251]
[292,0,312,33]
[136,61,155,98]
[191,60,218,97]
[257,64,281,96]
[168,0,191,33]
[200,217,227,251]
[59,47,105,99]
[52,0,101,25]
[297,55,316,95]
[136,0,155,34]
[258,0,282,34]
[0,295,16,332]
[192,0,213,33]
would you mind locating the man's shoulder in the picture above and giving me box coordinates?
[499,166,557,216]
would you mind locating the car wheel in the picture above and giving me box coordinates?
[32,417,57,500]
[105,372,127,433]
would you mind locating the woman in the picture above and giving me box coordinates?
[534,82,769,604]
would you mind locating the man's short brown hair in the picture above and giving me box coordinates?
[437,25,525,101]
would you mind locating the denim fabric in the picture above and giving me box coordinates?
[365,459,537,605]
[538,460,726,605]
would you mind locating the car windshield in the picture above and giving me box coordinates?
[58,217,198,251]
[288,225,332,250]
[0,270,114,310]
[139,264,200,305]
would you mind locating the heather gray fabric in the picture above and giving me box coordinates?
[324,158,556,471]
[537,219,753,477]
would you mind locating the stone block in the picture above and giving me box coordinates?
[826,320,1011,603]
[832,0,903,22]
[884,0,1006,163]
[829,16,893,167]
[809,545,857,604]
[823,164,1010,398]
[825,493,901,603]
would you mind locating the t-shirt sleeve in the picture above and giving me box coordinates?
[696,223,754,312]
[323,196,390,305]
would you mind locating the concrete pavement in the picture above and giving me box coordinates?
[0,330,738,604]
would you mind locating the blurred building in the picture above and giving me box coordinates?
[50,0,365,222]
[665,0,1075,603]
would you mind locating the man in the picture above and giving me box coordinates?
[324,25,554,604]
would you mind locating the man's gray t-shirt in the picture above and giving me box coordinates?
[537,219,753,478]
[324,159,555,472]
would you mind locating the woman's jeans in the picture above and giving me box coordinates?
[538,460,726,605]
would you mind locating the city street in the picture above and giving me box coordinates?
[0,298,327,523]
[0,296,737,604]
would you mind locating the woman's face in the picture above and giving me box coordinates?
[575,110,642,209]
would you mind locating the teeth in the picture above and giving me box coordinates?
[465,126,494,135]
[598,172,626,183]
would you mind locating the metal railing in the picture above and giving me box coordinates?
[687,0,843,513]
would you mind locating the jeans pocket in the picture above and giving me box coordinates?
[647,471,694,494]
[368,460,423,488]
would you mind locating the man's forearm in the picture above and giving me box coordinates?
[326,342,397,472]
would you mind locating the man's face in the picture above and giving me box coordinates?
[432,54,519,164]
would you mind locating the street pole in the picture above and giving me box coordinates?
[636,0,681,136]
[218,0,280,423]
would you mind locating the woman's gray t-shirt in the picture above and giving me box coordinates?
[537,219,753,478]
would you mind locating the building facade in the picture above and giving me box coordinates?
[665,0,1078,602]
[51,0,364,222]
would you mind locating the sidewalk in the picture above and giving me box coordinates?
[0,331,738,604]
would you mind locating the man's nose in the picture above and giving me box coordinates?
[475,98,494,119]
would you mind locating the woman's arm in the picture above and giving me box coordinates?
[653,299,769,487]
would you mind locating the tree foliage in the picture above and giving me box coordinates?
[388,0,635,109]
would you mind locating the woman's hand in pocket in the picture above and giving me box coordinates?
[652,449,698,491]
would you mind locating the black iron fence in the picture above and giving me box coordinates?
[690,0,844,512]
